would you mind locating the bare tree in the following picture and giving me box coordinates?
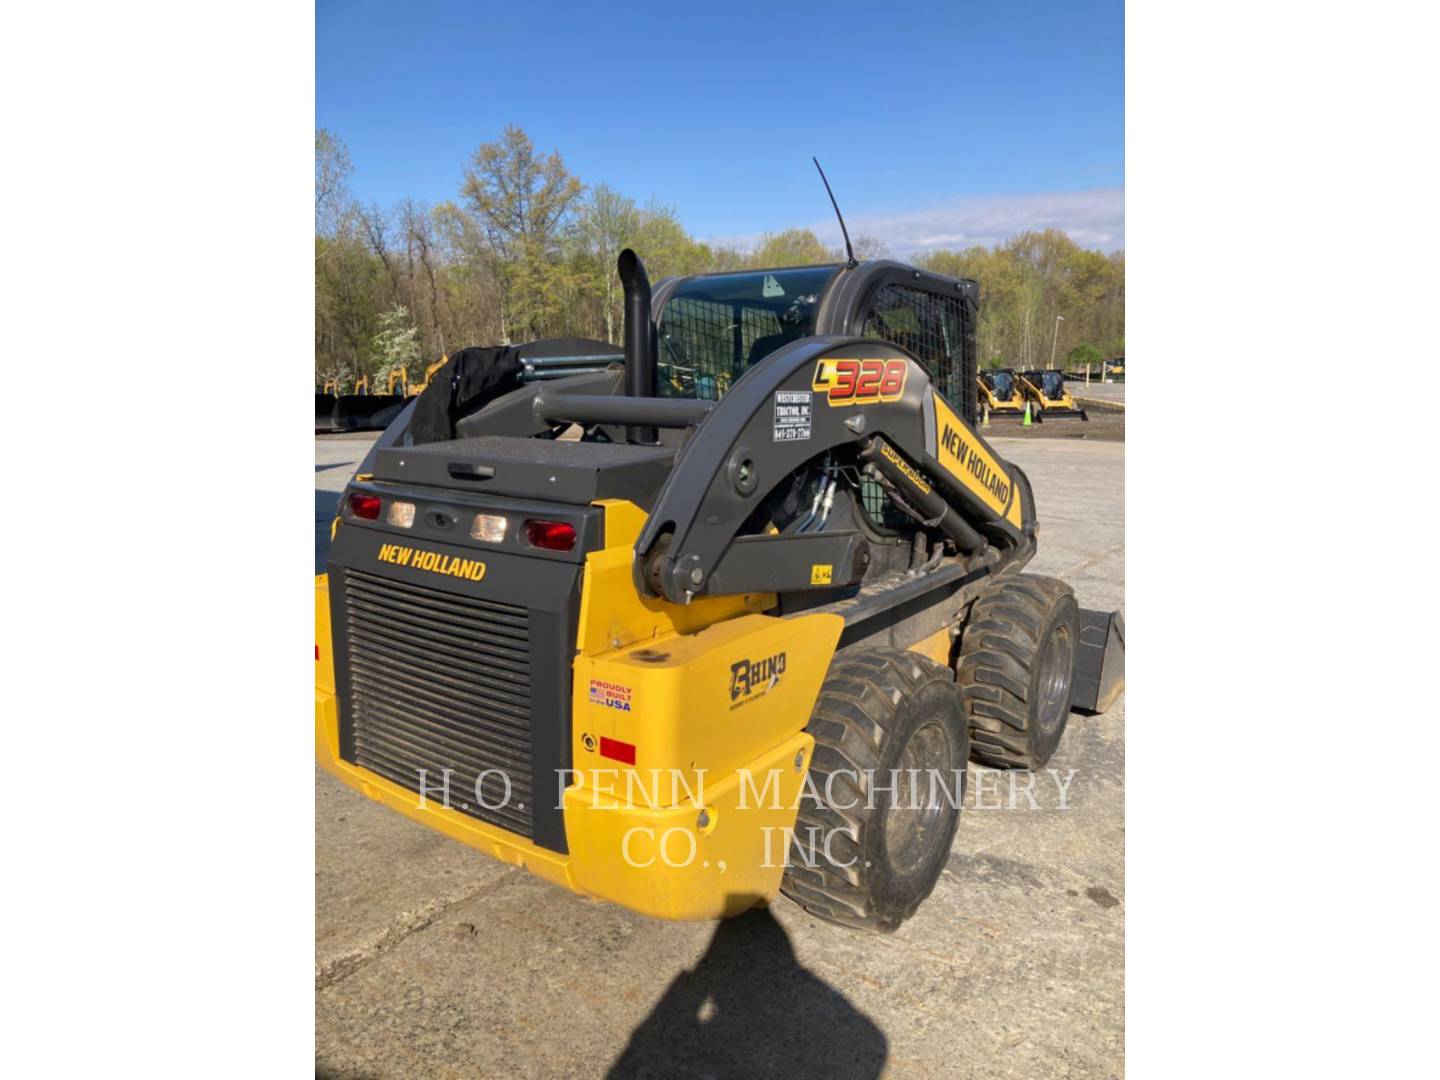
[315,129,353,238]
[400,199,447,356]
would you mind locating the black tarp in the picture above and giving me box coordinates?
[403,338,620,446]
[403,345,526,446]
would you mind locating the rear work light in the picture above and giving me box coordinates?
[471,513,508,543]
[348,493,381,520]
[525,520,576,551]
[386,501,415,528]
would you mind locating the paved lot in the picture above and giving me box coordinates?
[1067,379,1125,406]
[315,432,1124,1079]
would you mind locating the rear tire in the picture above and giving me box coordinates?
[781,648,968,932]
[957,574,1079,770]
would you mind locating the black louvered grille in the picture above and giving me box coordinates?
[341,568,535,838]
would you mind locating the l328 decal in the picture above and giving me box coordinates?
[812,358,908,406]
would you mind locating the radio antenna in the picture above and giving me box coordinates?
[813,157,857,268]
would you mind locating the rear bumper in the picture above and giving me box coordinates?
[316,685,812,921]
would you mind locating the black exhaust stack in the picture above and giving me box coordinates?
[618,248,658,444]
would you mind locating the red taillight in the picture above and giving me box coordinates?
[526,519,576,551]
[349,493,381,520]
[600,737,636,765]
[315,644,320,661]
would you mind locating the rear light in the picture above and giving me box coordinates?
[599,737,636,765]
[386,501,415,528]
[471,513,508,543]
[525,520,576,551]
[348,493,381,520]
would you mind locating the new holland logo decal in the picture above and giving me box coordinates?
[377,543,487,582]
[812,357,908,406]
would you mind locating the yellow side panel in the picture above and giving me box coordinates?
[594,498,649,548]
[576,545,776,656]
[932,391,1026,528]
[571,611,843,802]
[581,500,776,655]
[565,731,814,920]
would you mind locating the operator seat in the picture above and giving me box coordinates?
[746,326,807,368]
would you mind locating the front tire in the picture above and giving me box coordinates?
[780,648,968,932]
[957,574,1079,770]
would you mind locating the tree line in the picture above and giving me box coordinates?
[316,126,1124,387]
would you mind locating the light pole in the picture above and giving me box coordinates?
[1049,315,1064,370]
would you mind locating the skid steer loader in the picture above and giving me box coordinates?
[975,368,1029,420]
[316,250,1123,931]
[1018,369,1090,421]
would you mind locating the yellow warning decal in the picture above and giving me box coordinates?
[931,392,1024,528]
[377,543,487,582]
[810,564,833,585]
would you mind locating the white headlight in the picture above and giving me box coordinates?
[471,513,508,542]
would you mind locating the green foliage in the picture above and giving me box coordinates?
[1068,342,1103,369]
[751,229,830,267]
[461,126,585,340]
[315,126,1124,384]
[916,230,1124,372]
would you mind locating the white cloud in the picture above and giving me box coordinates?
[709,187,1125,257]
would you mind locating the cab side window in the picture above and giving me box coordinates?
[861,283,976,422]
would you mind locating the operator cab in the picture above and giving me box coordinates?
[655,265,839,400]
[653,259,980,424]
[982,369,1019,401]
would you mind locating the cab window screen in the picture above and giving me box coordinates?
[656,266,838,400]
[861,283,976,422]
[860,282,978,530]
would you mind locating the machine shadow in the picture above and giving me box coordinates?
[607,899,887,1080]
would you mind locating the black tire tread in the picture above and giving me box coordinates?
[957,573,1076,770]
[781,647,957,932]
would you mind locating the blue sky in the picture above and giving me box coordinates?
[317,0,1124,255]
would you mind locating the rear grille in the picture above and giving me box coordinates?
[340,568,535,838]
